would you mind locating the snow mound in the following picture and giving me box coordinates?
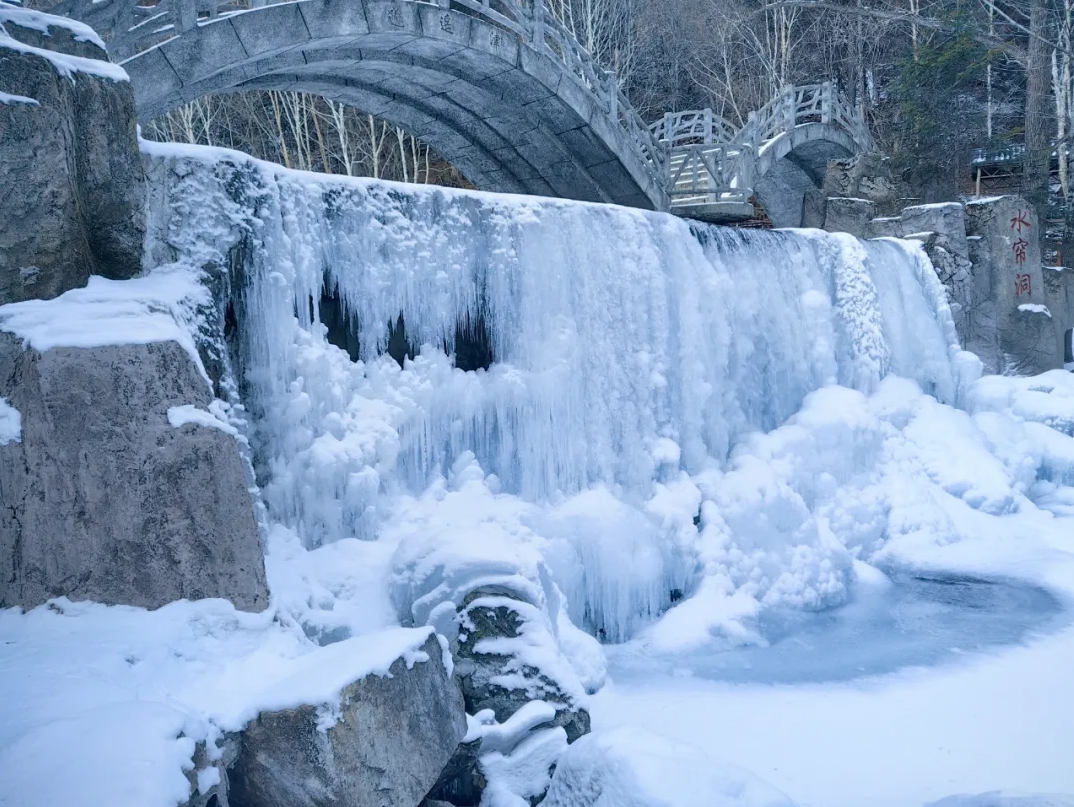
[0,270,210,380]
[542,726,798,807]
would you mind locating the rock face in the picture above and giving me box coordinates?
[964,196,1056,374]
[229,633,466,807]
[0,334,269,611]
[823,153,900,210]
[0,4,145,305]
[822,197,876,237]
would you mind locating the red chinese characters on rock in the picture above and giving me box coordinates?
[1010,209,1031,265]
[1015,273,1032,297]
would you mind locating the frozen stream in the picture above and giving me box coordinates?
[594,568,1074,806]
[608,568,1065,685]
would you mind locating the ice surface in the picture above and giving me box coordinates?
[927,795,1074,807]
[609,566,1064,684]
[0,397,20,445]
[542,726,798,807]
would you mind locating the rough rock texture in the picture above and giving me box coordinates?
[183,734,242,807]
[0,334,269,611]
[823,153,900,209]
[800,187,827,229]
[0,6,145,305]
[822,197,876,238]
[426,590,590,806]
[964,196,1057,374]
[454,592,589,742]
[229,633,466,807]
[901,229,974,336]
[1043,265,1074,368]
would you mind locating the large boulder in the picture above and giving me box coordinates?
[822,197,876,238]
[823,153,899,208]
[0,5,145,305]
[964,196,1057,373]
[0,333,269,611]
[229,632,466,807]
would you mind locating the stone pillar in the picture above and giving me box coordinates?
[0,5,145,305]
[965,196,1058,374]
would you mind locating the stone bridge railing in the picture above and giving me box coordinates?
[37,0,668,179]
[651,82,874,216]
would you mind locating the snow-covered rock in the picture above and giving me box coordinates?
[454,592,590,743]
[542,726,798,807]
[0,331,268,611]
[229,631,465,807]
[0,3,144,305]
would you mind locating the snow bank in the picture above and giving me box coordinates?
[0,270,210,381]
[168,402,239,436]
[542,726,798,807]
[0,526,432,807]
[0,90,37,105]
[0,24,127,82]
[0,3,107,51]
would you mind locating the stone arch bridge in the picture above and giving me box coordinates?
[46,0,875,225]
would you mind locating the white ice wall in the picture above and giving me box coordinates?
[144,142,976,640]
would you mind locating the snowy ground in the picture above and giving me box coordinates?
[596,584,1074,807]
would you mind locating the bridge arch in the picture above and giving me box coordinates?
[652,84,875,225]
[55,0,668,210]
[753,122,858,227]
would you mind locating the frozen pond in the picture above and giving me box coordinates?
[608,569,1066,684]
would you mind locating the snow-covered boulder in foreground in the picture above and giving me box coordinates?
[542,726,798,807]
[0,3,144,305]
[230,631,465,807]
[0,312,268,610]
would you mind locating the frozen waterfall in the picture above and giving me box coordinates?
[144,142,979,642]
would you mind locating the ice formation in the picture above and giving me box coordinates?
[4,141,1074,807]
[144,141,980,644]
